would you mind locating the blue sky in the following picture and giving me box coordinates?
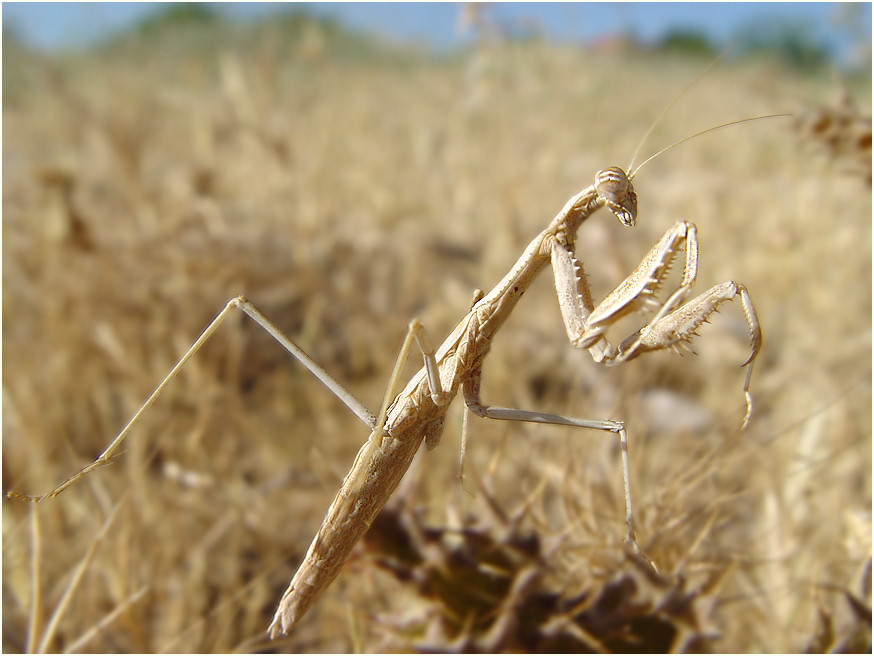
[3,3,871,66]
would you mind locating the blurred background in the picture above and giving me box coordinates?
[3,3,871,653]
[3,2,873,71]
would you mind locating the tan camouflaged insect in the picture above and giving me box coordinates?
[262,152,764,637]
[8,111,786,638]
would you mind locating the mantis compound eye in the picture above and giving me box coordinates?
[595,167,637,227]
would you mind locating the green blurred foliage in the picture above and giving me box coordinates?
[656,30,719,59]
[734,17,831,71]
[95,4,404,64]
[133,3,222,38]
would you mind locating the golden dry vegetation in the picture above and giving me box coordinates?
[3,18,871,653]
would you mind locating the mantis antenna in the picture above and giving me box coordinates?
[626,48,733,173]
[630,113,794,180]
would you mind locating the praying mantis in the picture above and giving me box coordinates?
[7,97,783,638]
[263,154,764,637]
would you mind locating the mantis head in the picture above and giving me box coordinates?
[595,167,637,227]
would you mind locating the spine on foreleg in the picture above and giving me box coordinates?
[268,429,424,637]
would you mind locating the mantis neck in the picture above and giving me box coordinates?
[473,183,605,337]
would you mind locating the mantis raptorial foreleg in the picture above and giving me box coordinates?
[550,220,761,427]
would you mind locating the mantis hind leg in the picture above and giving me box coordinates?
[6,297,445,502]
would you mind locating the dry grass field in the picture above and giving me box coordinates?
[3,18,871,653]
